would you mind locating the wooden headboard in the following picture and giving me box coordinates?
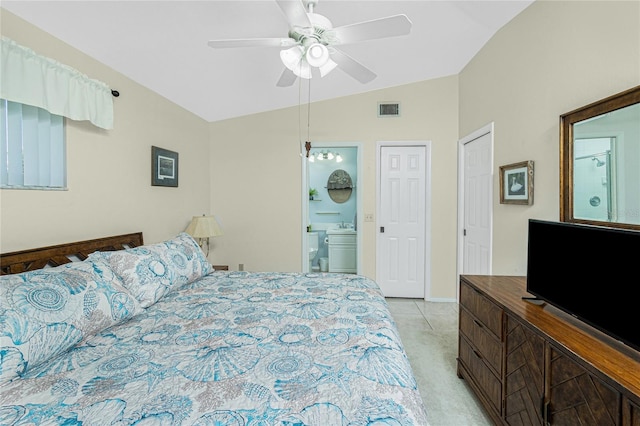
[0,232,144,275]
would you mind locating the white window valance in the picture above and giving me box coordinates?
[0,36,113,130]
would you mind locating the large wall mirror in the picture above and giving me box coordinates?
[560,85,640,230]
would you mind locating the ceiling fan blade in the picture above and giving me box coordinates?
[276,0,312,28]
[208,38,296,49]
[330,49,376,84]
[329,14,412,45]
[276,68,298,87]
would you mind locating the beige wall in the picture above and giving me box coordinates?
[210,0,640,299]
[459,0,640,276]
[0,11,211,252]
[3,1,638,301]
[209,76,459,299]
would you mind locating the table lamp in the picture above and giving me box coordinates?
[185,214,223,256]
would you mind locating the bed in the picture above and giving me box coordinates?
[0,232,428,425]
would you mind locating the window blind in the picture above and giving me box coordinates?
[1,99,66,189]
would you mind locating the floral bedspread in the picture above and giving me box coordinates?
[1,271,428,425]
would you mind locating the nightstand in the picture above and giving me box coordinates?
[212,265,229,271]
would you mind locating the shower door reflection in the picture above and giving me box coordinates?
[573,137,616,222]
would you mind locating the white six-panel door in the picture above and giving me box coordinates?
[377,145,427,298]
[461,130,493,275]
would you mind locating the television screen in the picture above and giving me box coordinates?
[526,219,640,353]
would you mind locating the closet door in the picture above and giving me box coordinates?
[377,145,427,298]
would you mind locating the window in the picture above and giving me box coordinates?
[1,99,66,189]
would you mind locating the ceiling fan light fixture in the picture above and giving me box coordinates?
[319,58,337,77]
[281,45,311,79]
[305,43,330,67]
[280,46,305,71]
[292,60,312,79]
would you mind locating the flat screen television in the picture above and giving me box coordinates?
[526,219,640,353]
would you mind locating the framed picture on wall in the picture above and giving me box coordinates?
[151,146,179,187]
[499,160,534,205]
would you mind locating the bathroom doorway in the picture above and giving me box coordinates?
[302,142,362,274]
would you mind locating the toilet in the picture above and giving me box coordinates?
[308,232,319,271]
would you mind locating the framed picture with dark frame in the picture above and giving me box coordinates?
[151,146,179,187]
[499,160,534,205]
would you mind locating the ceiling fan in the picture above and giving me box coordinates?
[207,0,412,87]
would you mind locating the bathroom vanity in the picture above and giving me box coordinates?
[326,229,357,273]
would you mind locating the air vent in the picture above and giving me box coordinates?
[378,102,400,117]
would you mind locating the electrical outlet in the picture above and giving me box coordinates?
[239,263,244,271]
[364,213,374,222]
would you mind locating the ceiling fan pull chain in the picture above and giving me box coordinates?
[307,78,312,143]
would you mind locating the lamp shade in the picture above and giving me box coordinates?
[292,60,312,79]
[319,58,337,77]
[280,46,304,71]
[305,43,329,67]
[280,46,313,79]
[185,215,223,238]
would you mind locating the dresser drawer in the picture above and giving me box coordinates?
[460,308,502,375]
[459,336,502,414]
[460,280,503,339]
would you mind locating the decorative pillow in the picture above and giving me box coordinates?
[92,232,212,308]
[0,260,143,383]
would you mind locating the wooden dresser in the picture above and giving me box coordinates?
[458,275,640,425]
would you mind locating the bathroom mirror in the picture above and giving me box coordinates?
[560,85,640,230]
[327,169,353,203]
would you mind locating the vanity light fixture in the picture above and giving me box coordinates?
[310,151,341,162]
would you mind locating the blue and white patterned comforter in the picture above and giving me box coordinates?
[1,271,428,425]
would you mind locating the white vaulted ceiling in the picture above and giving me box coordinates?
[1,1,534,122]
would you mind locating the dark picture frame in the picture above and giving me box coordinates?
[151,146,178,187]
[499,160,534,205]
